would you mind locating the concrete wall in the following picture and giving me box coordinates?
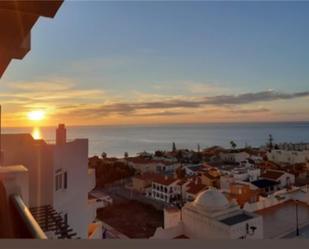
[182,206,263,239]
[1,134,53,207]
[53,139,89,238]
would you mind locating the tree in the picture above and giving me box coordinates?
[101,152,107,159]
[230,141,237,150]
[124,152,129,159]
[172,142,177,152]
[155,150,164,157]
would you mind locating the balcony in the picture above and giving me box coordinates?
[0,183,46,239]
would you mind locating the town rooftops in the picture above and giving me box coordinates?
[251,179,279,189]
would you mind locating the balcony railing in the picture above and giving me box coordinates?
[9,194,47,239]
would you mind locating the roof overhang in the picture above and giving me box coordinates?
[0,0,63,78]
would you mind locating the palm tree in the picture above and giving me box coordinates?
[230,141,237,150]
[172,142,177,152]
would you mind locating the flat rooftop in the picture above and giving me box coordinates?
[256,200,309,238]
[220,213,253,226]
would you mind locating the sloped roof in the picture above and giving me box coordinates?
[261,170,285,180]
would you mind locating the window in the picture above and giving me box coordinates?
[55,173,62,191]
[63,213,68,226]
[64,172,68,189]
[55,170,68,191]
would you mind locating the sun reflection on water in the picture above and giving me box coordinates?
[32,127,42,140]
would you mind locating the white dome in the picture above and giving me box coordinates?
[193,188,229,212]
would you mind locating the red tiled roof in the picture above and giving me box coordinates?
[177,179,188,185]
[203,171,220,180]
[186,181,207,195]
[152,176,179,186]
[261,170,285,180]
[134,172,161,181]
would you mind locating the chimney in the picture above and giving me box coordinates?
[56,124,66,145]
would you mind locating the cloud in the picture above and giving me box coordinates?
[6,79,74,92]
[64,90,308,118]
[204,90,309,105]
[227,107,270,114]
[0,79,105,106]
[134,111,191,117]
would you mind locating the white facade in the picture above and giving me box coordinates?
[1,125,101,239]
[220,166,261,188]
[219,152,250,164]
[267,149,309,165]
[277,143,309,151]
[151,179,180,204]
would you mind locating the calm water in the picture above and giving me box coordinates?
[3,122,309,157]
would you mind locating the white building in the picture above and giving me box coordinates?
[151,176,181,204]
[221,166,261,183]
[219,152,250,164]
[277,143,309,151]
[1,124,103,239]
[260,169,295,189]
[152,188,263,239]
[267,149,309,165]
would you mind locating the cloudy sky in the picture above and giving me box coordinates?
[1,1,309,127]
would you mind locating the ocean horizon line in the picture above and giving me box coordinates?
[2,120,309,130]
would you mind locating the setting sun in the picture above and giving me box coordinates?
[27,110,46,121]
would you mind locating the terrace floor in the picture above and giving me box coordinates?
[97,200,163,238]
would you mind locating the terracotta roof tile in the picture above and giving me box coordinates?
[261,170,285,180]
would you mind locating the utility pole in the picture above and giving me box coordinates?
[296,200,300,237]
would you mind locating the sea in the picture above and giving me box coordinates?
[2,122,309,158]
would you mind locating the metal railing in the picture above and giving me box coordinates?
[9,194,47,239]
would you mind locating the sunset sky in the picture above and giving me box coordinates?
[1,1,309,127]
